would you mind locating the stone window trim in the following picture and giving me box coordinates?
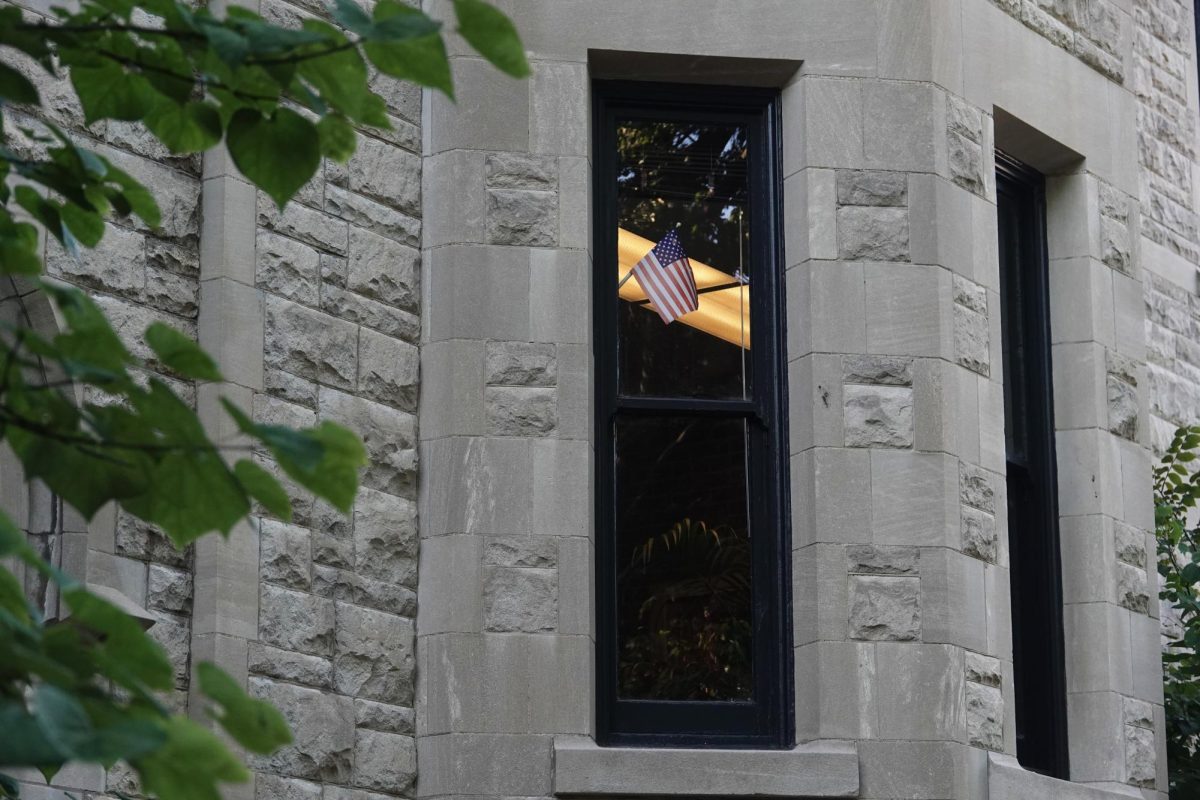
[552,736,859,798]
[987,753,1143,800]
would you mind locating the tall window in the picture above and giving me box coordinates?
[592,82,790,748]
[996,152,1069,778]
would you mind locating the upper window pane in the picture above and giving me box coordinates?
[616,120,752,399]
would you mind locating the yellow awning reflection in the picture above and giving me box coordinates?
[617,228,751,350]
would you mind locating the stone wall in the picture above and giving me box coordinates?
[984,0,1130,81]
[0,0,422,797]
[243,0,423,797]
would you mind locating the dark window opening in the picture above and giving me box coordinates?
[996,152,1070,779]
[593,81,791,748]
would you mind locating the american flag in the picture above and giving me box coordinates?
[631,230,698,324]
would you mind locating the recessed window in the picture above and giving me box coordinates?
[996,152,1070,779]
[593,81,790,748]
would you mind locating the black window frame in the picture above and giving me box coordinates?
[996,151,1070,779]
[592,80,792,749]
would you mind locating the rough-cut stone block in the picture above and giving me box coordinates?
[322,285,420,344]
[953,275,988,314]
[954,303,990,376]
[347,227,419,312]
[961,505,998,563]
[1116,562,1150,614]
[948,131,985,194]
[324,186,420,248]
[842,354,913,386]
[485,189,558,247]
[1101,216,1132,272]
[836,170,907,207]
[1108,375,1139,440]
[483,566,557,632]
[334,603,415,704]
[486,386,558,436]
[1099,181,1129,222]
[846,545,919,575]
[844,384,914,448]
[251,677,353,781]
[258,193,348,255]
[848,575,920,640]
[353,488,418,582]
[837,205,910,261]
[147,564,192,614]
[260,519,312,590]
[115,511,189,568]
[1123,696,1154,729]
[1114,521,1147,567]
[485,152,557,189]
[348,136,420,215]
[353,730,415,794]
[148,614,190,688]
[966,681,1003,750]
[484,536,558,568]
[965,651,1002,687]
[143,268,198,318]
[1125,723,1156,787]
[960,462,995,513]
[265,297,358,390]
[485,341,557,386]
[357,328,419,412]
[947,94,983,142]
[259,584,334,656]
[319,388,417,497]
[257,230,320,305]
[256,773,321,800]
[355,698,415,734]
[248,643,332,688]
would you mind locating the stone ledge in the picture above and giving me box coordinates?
[553,737,859,797]
[987,753,1143,800]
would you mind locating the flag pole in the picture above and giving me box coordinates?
[617,270,635,289]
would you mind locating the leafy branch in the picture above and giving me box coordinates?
[0,0,529,796]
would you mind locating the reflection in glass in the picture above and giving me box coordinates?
[616,121,752,399]
[615,416,753,701]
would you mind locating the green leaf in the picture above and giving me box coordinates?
[0,702,66,769]
[144,101,223,154]
[0,510,28,559]
[364,1,452,97]
[316,115,356,162]
[452,0,529,77]
[233,459,292,521]
[43,282,134,373]
[226,107,320,208]
[59,204,105,248]
[145,322,223,382]
[31,685,161,765]
[0,771,19,799]
[134,717,249,800]
[122,447,250,546]
[62,585,174,691]
[103,162,161,228]
[70,62,160,123]
[197,663,291,754]
[0,219,43,275]
[330,0,374,35]
[0,62,39,105]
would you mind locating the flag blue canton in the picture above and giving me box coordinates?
[652,230,686,264]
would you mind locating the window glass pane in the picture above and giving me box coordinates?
[614,415,753,701]
[616,120,752,399]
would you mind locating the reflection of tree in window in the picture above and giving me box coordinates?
[614,417,753,702]
[616,122,752,399]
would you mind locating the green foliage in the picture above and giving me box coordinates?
[1156,425,1200,795]
[0,0,527,796]
[617,519,753,701]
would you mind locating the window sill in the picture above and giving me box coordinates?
[553,737,859,798]
[987,753,1144,800]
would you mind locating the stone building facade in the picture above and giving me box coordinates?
[7,0,1200,798]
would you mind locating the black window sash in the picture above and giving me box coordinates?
[996,152,1070,779]
[592,81,791,749]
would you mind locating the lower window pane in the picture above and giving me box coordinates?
[614,416,753,701]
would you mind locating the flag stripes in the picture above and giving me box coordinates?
[630,230,698,324]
